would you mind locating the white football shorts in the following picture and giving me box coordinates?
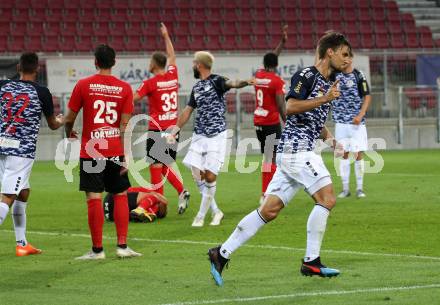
[335,123,368,152]
[0,155,34,195]
[183,131,227,176]
[265,152,332,205]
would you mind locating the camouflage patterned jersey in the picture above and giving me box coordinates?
[277,66,333,153]
[0,80,54,159]
[187,74,230,137]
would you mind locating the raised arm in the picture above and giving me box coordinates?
[225,78,255,90]
[273,25,288,56]
[160,22,176,66]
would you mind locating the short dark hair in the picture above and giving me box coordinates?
[19,52,39,74]
[152,52,167,69]
[317,32,352,59]
[94,44,116,69]
[263,52,278,69]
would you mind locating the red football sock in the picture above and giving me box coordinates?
[113,194,129,246]
[87,198,104,249]
[162,165,184,195]
[262,163,277,194]
[150,165,164,195]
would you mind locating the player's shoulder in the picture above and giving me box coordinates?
[167,64,177,72]
[353,68,367,79]
[0,79,12,87]
[294,66,317,80]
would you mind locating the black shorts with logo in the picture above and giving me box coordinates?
[255,123,282,155]
[79,156,131,193]
[146,130,179,165]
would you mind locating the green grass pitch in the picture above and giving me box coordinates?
[0,150,439,305]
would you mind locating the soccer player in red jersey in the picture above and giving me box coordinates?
[133,23,190,215]
[64,45,141,260]
[254,25,288,204]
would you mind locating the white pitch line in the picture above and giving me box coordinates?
[1,229,440,261]
[156,284,440,305]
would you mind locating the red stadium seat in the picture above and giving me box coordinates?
[388,21,403,35]
[373,21,387,35]
[43,36,60,52]
[343,8,357,22]
[299,23,314,35]
[299,34,315,50]
[112,0,129,9]
[252,35,269,50]
[236,22,252,34]
[59,35,76,52]
[97,8,112,19]
[221,22,237,35]
[173,35,190,52]
[387,11,401,23]
[0,22,10,33]
[7,38,26,53]
[225,92,236,113]
[347,34,361,48]
[419,26,435,48]
[375,33,389,49]
[176,0,192,9]
[268,8,283,21]
[207,9,222,22]
[223,10,239,21]
[314,10,328,22]
[63,9,80,22]
[281,0,296,9]
[284,35,299,49]
[205,22,221,36]
[110,35,126,51]
[79,9,96,22]
[328,0,342,11]
[252,22,267,36]
[27,22,44,36]
[252,10,267,22]
[390,35,405,49]
[160,0,175,10]
[359,23,373,35]
[175,9,191,22]
[144,0,159,10]
[96,0,112,9]
[206,36,221,50]
[240,92,255,113]
[94,22,111,36]
[190,35,206,50]
[267,0,282,9]
[25,36,42,51]
[404,88,423,110]
[223,35,238,50]
[129,10,147,21]
[78,22,94,36]
[251,0,267,9]
[372,7,386,21]
[361,33,374,48]
[28,8,45,22]
[0,1,13,9]
[125,35,143,52]
[405,33,419,48]
[238,8,253,21]
[314,0,327,10]
[344,22,358,35]
[190,21,205,35]
[64,0,81,9]
[15,0,31,9]
[159,9,176,23]
[111,9,129,22]
[46,9,63,22]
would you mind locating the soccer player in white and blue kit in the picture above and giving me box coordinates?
[207,33,352,285]
[0,53,64,256]
[332,51,371,198]
[169,51,254,227]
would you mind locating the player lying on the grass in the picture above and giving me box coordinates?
[332,50,371,199]
[0,52,64,256]
[104,186,168,223]
[169,51,255,227]
[207,32,351,286]
[253,25,288,205]
[64,44,141,260]
[133,22,190,214]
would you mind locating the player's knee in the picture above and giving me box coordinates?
[204,171,217,183]
[260,197,284,221]
[323,195,337,209]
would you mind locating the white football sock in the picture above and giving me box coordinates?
[196,179,220,214]
[305,204,330,262]
[12,200,27,246]
[355,160,364,191]
[0,202,10,225]
[220,209,267,259]
[339,158,350,192]
[196,181,216,219]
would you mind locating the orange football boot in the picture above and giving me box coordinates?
[16,243,42,256]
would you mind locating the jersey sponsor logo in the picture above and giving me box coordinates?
[90,126,121,139]
[305,71,313,78]
[255,78,272,85]
[254,107,269,117]
[89,84,123,95]
[157,79,178,89]
[299,67,311,77]
[294,81,303,93]
[0,137,20,149]
[158,111,178,121]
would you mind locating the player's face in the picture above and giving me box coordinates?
[329,45,351,72]
[192,61,201,79]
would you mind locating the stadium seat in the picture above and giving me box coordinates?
[25,36,42,51]
[190,21,205,35]
[299,34,315,50]
[59,35,76,52]
[343,8,357,22]
[206,36,221,51]
[46,9,63,22]
[176,0,192,10]
[225,92,237,113]
[125,36,143,52]
[239,92,255,113]
[252,22,267,36]
[268,0,282,10]
[252,35,269,50]
[190,35,206,50]
[96,0,112,9]
[390,35,405,49]
[63,9,80,22]
[405,33,419,48]
[281,0,296,9]
[388,21,403,35]
[207,9,222,22]
[97,8,112,20]
[373,22,387,35]
[347,34,361,48]
[424,89,437,109]
[79,9,96,22]
[110,35,126,51]
[78,22,94,36]
[160,0,175,10]
[205,22,221,36]
[238,8,253,21]
[375,33,389,49]
[43,36,60,52]
[236,22,252,34]
[221,22,237,35]
[173,35,190,51]
[11,22,28,37]
[404,88,423,110]
[7,39,26,53]
[387,11,401,23]
[15,0,31,9]
[419,26,435,48]
[29,8,45,22]
[64,0,81,9]
[111,9,129,22]
[93,22,111,36]
[370,0,384,8]
[284,34,299,49]
[252,10,267,22]
[112,0,129,9]
[0,1,13,9]
[223,35,238,50]
[361,33,375,48]
[27,22,44,36]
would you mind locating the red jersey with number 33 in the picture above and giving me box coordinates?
[253,69,285,126]
[136,65,178,131]
[68,74,133,158]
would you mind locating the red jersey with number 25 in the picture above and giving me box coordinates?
[68,74,133,159]
[253,69,285,126]
[136,65,178,131]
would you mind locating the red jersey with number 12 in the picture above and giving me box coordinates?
[253,69,285,126]
[136,65,178,131]
[68,74,133,158]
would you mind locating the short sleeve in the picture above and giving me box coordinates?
[36,86,54,117]
[122,85,134,114]
[286,71,311,100]
[167,64,178,79]
[357,70,370,97]
[136,79,152,98]
[68,81,83,113]
[212,75,229,94]
[187,89,197,108]
[274,77,285,95]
